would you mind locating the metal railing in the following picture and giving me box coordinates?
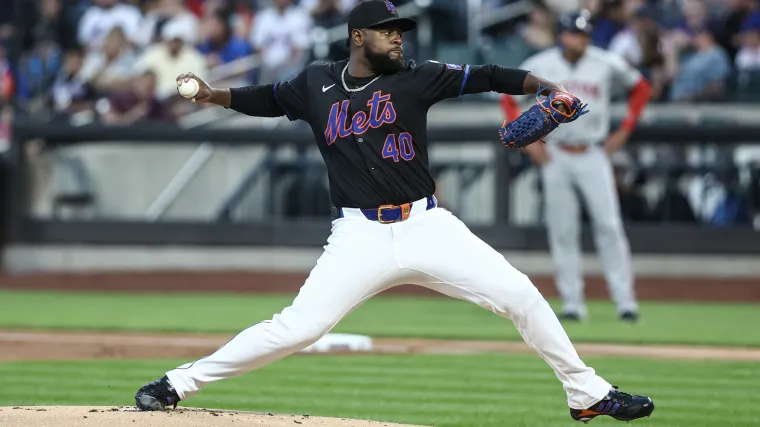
[9,120,760,252]
[143,142,215,221]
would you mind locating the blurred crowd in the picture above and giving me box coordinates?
[506,0,760,103]
[0,0,758,131]
[4,0,412,127]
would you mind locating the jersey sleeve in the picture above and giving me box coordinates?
[415,60,474,106]
[607,51,643,89]
[272,67,312,122]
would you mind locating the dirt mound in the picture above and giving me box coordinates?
[0,406,428,427]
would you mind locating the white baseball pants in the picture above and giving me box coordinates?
[540,144,638,317]
[166,198,612,410]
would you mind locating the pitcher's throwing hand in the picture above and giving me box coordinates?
[175,73,213,103]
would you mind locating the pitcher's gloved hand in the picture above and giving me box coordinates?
[498,85,589,149]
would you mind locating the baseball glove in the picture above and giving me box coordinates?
[498,85,589,149]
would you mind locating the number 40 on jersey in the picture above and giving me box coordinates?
[382,132,415,162]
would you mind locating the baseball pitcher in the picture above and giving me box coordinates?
[501,10,652,322]
[135,2,654,423]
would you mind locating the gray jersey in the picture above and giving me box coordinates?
[517,46,642,145]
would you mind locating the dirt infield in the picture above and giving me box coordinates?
[2,330,760,363]
[0,406,430,427]
[1,271,759,301]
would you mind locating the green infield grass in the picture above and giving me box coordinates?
[0,354,757,427]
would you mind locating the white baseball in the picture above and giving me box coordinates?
[177,78,200,99]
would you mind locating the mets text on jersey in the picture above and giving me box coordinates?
[324,91,397,146]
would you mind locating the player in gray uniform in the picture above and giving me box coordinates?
[501,10,652,322]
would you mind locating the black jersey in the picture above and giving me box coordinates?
[272,58,523,209]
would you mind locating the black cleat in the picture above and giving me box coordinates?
[620,311,639,322]
[135,375,180,411]
[570,386,654,423]
[559,312,583,322]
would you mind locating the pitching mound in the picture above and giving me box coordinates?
[0,406,429,427]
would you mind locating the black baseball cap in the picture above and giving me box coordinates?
[345,1,417,47]
[558,9,593,35]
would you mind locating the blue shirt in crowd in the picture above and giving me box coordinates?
[669,46,731,101]
[197,37,253,64]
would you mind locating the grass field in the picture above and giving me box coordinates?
[1,290,760,346]
[1,289,759,427]
[1,355,758,427]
